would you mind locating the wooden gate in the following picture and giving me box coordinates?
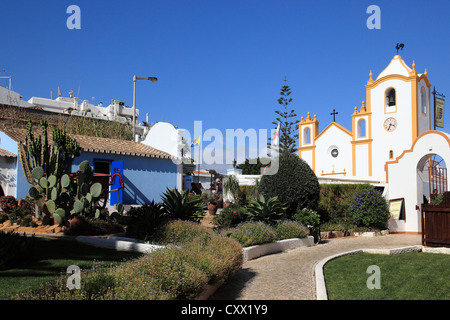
[421,191,450,248]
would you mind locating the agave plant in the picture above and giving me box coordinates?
[161,188,204,222]
[246,195,286,225]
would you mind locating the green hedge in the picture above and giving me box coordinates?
[318,183,372,223]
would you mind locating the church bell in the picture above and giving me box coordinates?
[388,90,395,106]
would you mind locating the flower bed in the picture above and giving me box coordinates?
[12,220,243,300]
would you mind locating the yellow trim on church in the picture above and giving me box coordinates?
[298,54,431,182]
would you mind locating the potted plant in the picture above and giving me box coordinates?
[216,194,223,209]
[207,192,218,215]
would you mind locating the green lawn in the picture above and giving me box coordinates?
[0,237,142,299]
[323,252,450,300]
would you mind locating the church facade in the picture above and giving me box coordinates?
[298,55,450,234]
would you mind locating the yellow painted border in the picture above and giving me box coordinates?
[384,130,450,183]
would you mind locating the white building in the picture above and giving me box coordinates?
[298,54,450,234]
[27,93,151,139]
[0,85,34,108]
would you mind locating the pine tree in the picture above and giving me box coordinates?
[268,79,299,154]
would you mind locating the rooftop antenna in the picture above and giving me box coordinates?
[58,86,61,97]
[396,43,404,55]
[51,91,54,100]
[0,69,12,90]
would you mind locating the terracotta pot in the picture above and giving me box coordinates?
[223,201,231,209]
[207,203,218,215]
[69,215,86,228]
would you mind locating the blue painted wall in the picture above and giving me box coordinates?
[0,131,178,204]
[72,152,177,204]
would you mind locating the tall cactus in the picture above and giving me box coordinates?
[18,120,83,225]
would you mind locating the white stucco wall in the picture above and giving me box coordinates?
[315,125,352,176]
[370,78,414,180]
[386,131,450,233]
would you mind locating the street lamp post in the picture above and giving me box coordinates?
[133,75,158,138]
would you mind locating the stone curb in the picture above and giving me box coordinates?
[243,236,314,263]
[313,245,448,300]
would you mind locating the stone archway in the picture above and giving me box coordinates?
[385,131,450,233]
[417,154,447,204]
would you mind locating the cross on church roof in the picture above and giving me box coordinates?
[331,109,338,122]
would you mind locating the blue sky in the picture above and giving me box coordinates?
[1,0,450,171]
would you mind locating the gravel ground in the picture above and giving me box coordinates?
[210,234,422,300]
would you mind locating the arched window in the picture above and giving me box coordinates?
[386,88,396,106]
[385,88,396,113]
[357,119,366,138]
[303,127,311,145]
[421,87,427,114]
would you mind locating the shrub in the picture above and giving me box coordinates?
[18,197,34,215]
[237,185,259,205]
[113,246,210,300]
[178,235,243,285]
[318,183,371,223]
[258,153,320,216]
[125,202,169,241]
[275,219,309,240]
[153,220,213,245]
[19,215,34,227]
[293,208,320,231]
[84,274,116,300]
[13,221,243,300]
[64,217,124,236]
[230,221,277,247]
[0,196,17,214]
[320,222,351,232]
[161,188,204,222]
[349,186,390,229]
[246,195,285,225]
[0,213,8,223]
[213,204,249,228]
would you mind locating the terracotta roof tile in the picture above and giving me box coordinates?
[1,128,174,159]
[0,147,16,157]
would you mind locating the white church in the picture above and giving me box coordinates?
[298,54,450,234]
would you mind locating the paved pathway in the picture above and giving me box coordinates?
[210,234,422,300]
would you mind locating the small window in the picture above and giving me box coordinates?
[304,127,311,145]
[389,150,394,159]
[421,87,427,114]
[357,119,366,138]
